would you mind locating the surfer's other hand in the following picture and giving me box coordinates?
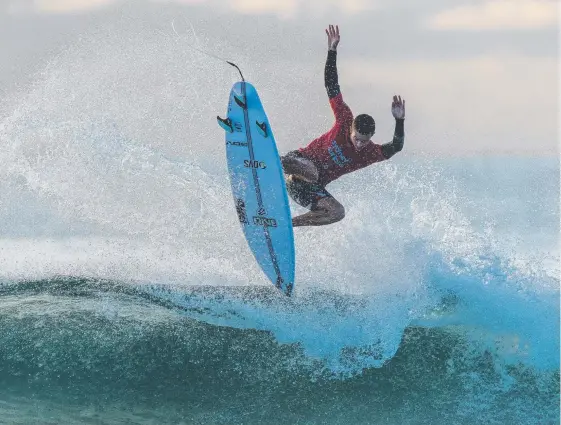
[391,95,405,120]
[326,24,340,51]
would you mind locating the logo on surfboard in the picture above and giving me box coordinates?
[227,141,248,147]
[244,160,267,169]
[235,198,249,224]
[252,216,277,227]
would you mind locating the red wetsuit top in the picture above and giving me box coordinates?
[299,93,386,186]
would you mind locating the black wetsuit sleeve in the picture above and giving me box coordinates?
[381,119,405,159]
[325,50,340,99]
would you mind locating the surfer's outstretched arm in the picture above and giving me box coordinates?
[324,24,352,125]
[324,24,340,99]
[381,96,406,159]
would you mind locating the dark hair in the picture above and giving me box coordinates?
[353,114,375,135]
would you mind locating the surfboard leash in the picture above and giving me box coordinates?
[171,19,245,82]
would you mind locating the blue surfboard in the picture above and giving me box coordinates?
[218,81,295,296]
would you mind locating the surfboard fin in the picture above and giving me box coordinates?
[256,121,268,138]
[217,116,233,133]
[234,95,247,109]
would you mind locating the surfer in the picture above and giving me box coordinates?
[281,24,405,227]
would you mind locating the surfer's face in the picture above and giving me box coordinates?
[350,129,373,150]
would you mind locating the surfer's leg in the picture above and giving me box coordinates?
[281,151,319,183]
[285,179,344,226]
[292,197,345,227]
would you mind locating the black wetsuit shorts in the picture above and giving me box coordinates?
[282,150,334,211]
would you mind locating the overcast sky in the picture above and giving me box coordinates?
[0,0,558,156]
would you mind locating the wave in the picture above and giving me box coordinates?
[1,275,558,425]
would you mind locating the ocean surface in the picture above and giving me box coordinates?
[0,18,559,424]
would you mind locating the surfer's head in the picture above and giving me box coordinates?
[351,114,375,150]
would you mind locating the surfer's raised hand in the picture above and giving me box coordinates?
[326,24,340,51]
[391,95,405,120]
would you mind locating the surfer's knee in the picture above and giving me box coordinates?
[281,155,319,183]
[280,154,296,172]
